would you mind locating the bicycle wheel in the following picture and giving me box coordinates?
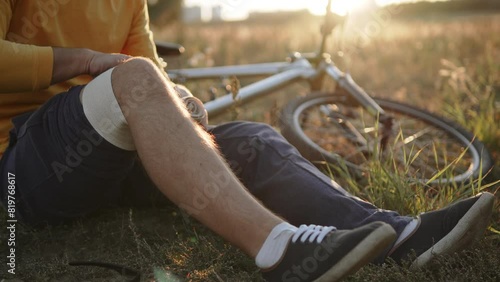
[279,92,493,185]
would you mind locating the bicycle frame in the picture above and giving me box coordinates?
[165,0,394,149]
[167,55,387,119]
[156,0,492,184]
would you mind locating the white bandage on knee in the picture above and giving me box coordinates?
[81,68,136,151]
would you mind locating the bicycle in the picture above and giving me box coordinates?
[155,0,493,186]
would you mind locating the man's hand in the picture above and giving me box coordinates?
[51,47,131,85]
[86,51,132,77]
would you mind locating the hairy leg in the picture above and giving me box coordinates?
[109,58,282,257]
[212,122,412,234]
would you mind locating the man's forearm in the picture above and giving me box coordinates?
[51,47,131,85]
[51,47,93,85]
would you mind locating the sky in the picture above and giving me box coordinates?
[183,0,430,20]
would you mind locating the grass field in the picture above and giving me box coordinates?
[1,11,499,282]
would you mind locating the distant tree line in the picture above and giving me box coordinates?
[386,0,500,18]
[145,0,500,25]
[246,9,315,24]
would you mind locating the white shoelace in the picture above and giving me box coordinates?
[291,225,336,243]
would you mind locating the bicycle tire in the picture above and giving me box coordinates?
[279,92,493,185]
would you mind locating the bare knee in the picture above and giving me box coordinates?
[113,57,159,78]
[111,57,174,104]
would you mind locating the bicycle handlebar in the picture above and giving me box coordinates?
[155,41,185,57]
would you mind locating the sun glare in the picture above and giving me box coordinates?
[184,0,409,21]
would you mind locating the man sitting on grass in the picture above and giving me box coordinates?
[0,1,494,281]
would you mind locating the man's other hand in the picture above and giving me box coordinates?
[174,84,209,129]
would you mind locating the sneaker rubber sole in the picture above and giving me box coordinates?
[410,192,494,269]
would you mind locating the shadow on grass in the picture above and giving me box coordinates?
[0,205,259,281]
[1,198,499,281]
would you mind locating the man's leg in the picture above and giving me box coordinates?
[0,58,398,281]
[107,58,282,256]
[211,121,495,267]
[78,57,398,281]
[211,121,412,234]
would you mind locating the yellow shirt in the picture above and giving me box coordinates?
[0,0,165,155]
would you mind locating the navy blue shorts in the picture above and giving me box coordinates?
[0,86,161,226]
